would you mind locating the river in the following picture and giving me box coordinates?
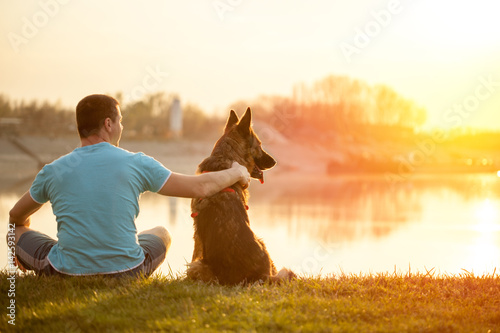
[1,173,499,277]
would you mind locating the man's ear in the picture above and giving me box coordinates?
[104,118,112,132]
[224,110,239,133]
[236,107,252,136]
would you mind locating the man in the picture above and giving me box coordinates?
[8,94,250,277]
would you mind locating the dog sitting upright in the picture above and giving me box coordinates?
[186,107,295,285]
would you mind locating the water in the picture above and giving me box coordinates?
[1,173,499,277]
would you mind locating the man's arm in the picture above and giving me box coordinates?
[158,162,250,198]
[9,191,43,227]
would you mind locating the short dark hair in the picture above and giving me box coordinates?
[76,94,119,138]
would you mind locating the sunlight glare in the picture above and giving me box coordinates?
[473,199,499,232]
[467,198,500,274]
[466,233,499,276]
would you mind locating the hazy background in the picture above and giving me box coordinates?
[1,1,499,277]
[1,0,500,130]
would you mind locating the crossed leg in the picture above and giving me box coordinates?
[9,225,172,276]
[139,226,172,252]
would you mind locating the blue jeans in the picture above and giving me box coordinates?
[16,230,167,278]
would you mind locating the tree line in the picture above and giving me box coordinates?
[0,92,222,140]
[230,75,428,149]
[4,75,497,148]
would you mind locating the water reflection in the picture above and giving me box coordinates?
[240,174,499,275]
[250,179,422,243]
[1,174,499,276]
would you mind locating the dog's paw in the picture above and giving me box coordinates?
[276,268,297,280]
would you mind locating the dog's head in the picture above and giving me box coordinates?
[223,107,276,183]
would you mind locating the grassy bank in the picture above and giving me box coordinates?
[1,270,499,332]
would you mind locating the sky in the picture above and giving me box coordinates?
[1,0,499,130]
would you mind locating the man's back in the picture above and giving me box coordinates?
[29,142,171,275]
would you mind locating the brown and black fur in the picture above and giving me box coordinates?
[186,107,295,285]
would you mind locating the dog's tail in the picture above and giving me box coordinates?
[268,268,296,284]
[186,260,217,282]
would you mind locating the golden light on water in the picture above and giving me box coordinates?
[473,199,499,233]
[468,198,500,275]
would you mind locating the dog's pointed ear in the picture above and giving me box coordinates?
[224,110,239,133]
[237,107,252,135]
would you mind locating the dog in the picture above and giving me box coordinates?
[186,107,296,285]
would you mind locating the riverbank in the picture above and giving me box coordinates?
[0,134,330,193]
[0,136,214,193]
[1,271,498,332]
[1,134,498,197]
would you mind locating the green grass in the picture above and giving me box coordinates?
[1,269,499,332]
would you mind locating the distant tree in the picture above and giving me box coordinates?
[239,75,428,145]
[0,94,13,118]
[119,92,218,140]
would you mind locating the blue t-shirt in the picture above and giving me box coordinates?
[29,142,171,275]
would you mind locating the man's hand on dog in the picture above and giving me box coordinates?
[231,161,251,189]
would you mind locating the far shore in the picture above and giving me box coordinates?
[1,135,498,195]
[0,134,331,193]
[0,136,214,193]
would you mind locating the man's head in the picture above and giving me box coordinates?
[76,94,122,146]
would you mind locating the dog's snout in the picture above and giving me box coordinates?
[255,150,276,170]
